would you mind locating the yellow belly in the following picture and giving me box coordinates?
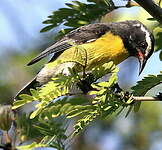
[83,32,129,69]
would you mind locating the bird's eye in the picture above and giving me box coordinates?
[140,42,147,50]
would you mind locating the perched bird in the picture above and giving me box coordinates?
[15,20,154,99]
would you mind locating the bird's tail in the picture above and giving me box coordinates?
[14,77,39,101]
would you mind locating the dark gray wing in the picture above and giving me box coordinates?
[27,40,73,65]
[27,23,111,66]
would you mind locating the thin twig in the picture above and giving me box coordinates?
[133,96,161,101]
[134,0,162,24]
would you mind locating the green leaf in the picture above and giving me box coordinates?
[73,110,98,136]
[40,0,114,34]
[77,20,89,25]
[132,73,162,96]
[66,105,94,118]
[108,73,118,86]
[65,2,80,10]
[30,107,43,119]
[91,61,118,80]
[42,19,53,24]
[30,88,39,98]
[131,73,162,112]
[40,25,55,32]
[67,109,88,118]
[12,99,33,109]
[17,142,46,150]
[97,82,110,87]
[18,94,33,101]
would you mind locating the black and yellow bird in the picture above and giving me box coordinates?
[15,20,154,99]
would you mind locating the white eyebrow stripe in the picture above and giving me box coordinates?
[140,25,152,56]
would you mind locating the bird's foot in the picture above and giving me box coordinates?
[77,73,96,94]
[110,83,122,93]
[110,83,134,104]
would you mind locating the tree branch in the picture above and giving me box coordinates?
[134,0,162,24]
[133,96,161,101]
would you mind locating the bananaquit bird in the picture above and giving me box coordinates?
[15,20,154,99]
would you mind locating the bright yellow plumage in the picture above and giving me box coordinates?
[83,32,129,68]
[37,32,129,83]
[47,32,128,69]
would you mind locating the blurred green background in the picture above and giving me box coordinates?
[0,0,162,150]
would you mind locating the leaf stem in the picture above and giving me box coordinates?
[133,96,161,101]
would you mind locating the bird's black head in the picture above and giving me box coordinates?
[126,21,154,75]
[111,20,155,75]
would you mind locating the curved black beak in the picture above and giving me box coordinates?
[137,49,147,75]
[138,56,147,75]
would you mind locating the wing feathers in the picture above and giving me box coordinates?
[27,42,72,66]
[27,23,111,66]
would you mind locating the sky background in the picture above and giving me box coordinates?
[0,0,67,54]
[0,0,162,150]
